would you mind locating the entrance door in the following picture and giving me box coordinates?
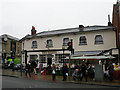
[47,58,52,66]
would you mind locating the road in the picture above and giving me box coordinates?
[2,76,118,88]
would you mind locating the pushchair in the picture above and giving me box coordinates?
[72,69,82,81]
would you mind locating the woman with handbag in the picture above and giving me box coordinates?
[52,64,56,81]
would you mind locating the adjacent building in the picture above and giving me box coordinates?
[1,34,22,64]
[112,0,120,63]
[0,36,2,64]
[112,1,120,48]
[21,25,118,67]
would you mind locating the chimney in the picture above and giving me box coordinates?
[108,15,112,26]
[31,26,37,35]
[79,25,84,28]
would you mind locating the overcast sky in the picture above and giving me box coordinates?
[0,0,117,39]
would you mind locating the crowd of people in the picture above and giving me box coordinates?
[22,61,69,81]
[21,60,115,82]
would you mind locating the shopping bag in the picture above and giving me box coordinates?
[66,73,68,76]
[52,70,55,74]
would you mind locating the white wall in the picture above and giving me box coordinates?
[22,29,116,52]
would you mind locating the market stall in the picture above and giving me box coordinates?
[114,65,120,80]
[65,55,120,81]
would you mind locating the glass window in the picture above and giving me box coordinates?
[95,35,103,44]
[46,39,53,48]
[55,54,69,63]
[79,36,87,45]
[39,55,46,63]
[63,38,69,46]
[32,41,37,48]
[30,55,38,61]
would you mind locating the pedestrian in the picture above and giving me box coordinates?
[62,63,68,81]
[25,62,31,77]
[31,61,37,75]
[88,64,94,80]
[108,62,114,81]
[39,63,43,74]
[52,64,56,81]
[80,63,88,82]
[36,61,40,73]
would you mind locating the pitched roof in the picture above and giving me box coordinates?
[21,25,115,41]
[0,34,19,41]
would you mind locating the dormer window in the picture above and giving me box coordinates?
[32,41,37,48]
[95,35,103,44]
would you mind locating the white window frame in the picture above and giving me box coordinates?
[94,34,104,44]
[62,37,70,46]
[79,35,87,45]
[46,39,53,48]
[32,40,37,48]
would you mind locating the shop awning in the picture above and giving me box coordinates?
[65,55,115,60]
[73,51,102,56]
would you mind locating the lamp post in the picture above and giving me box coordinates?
[62,45,65,63]
[68,39,74,81]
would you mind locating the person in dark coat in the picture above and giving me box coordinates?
[52,64,56,81]
[62,63,68,81]
[88,64,94,79]
[25,62,31,77]
[80,63,88,82]
[108,62,114,81]
[31,61,37,74]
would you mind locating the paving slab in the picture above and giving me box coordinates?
[2,69,120,87]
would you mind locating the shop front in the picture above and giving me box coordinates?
[65,55,120,81]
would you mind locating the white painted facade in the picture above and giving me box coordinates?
[21,26,117,66]
[23,30,116,51]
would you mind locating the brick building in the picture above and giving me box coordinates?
[112,1,120,63]
[1,34,22,64]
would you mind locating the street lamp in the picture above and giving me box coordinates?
[62,45,65,63]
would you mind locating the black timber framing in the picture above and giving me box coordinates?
[23,49,69,64]
[25,49,69,52]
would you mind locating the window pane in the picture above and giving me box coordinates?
[30,55,38,61]
[55,54,69,63]
[95,35,103,44]
[47,39,53,47]
[32,41,37,48]
[39,55,46,63]
[79,36,87,45]
[63,38,69,46]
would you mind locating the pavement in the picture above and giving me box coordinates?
[1,68,120,88]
